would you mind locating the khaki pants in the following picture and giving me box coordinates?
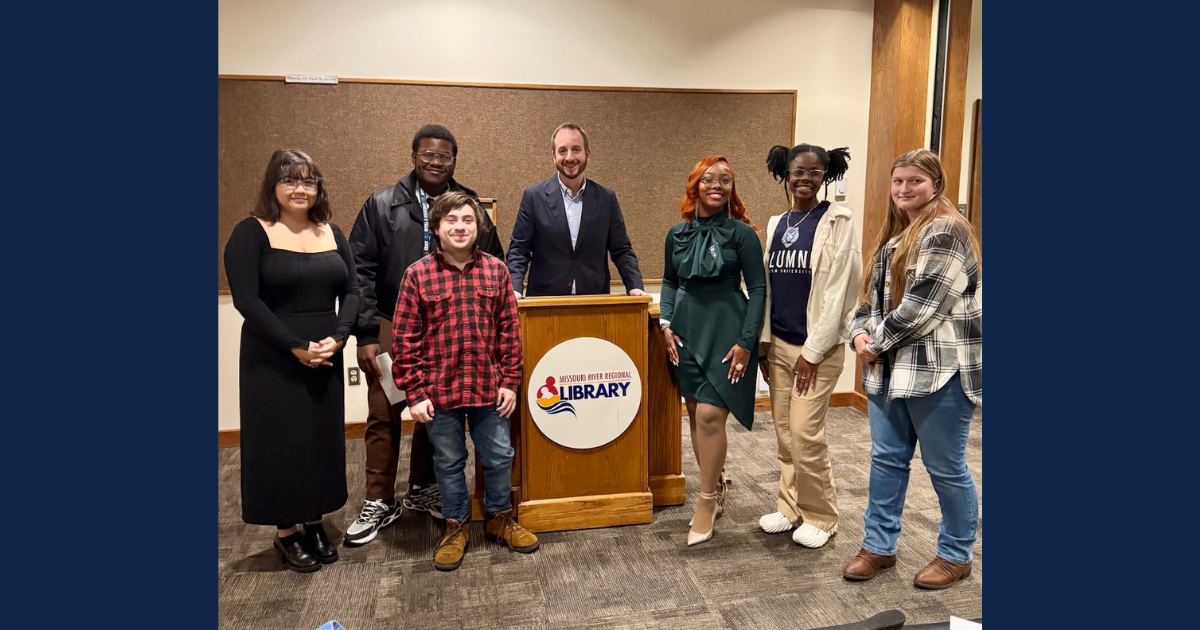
[766,339,845,531]
[363,317,436,500]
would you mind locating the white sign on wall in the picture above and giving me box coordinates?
[527,337,642,450]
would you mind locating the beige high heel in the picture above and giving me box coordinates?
[689,471,728,527]
[687,490,721,546]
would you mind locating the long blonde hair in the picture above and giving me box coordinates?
[858,149,981,308]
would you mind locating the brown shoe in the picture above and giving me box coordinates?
[913,556,972,589]
[842,548,897,581]
[485,510,540,553]
[433,519,469,571]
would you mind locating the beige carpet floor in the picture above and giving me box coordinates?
[219,405,982,629]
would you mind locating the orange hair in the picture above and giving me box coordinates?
[678,155,756,230]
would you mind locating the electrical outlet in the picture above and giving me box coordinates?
[348,367,361,385]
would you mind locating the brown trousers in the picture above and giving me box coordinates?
[766,340,845,531]
[363,317,436,500]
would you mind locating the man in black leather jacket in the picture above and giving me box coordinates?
[342,124,504,546]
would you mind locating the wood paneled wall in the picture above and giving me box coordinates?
[940,0,974,202]
[968,99,982,259]
[857,0,935,394]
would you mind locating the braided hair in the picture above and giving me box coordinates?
[765,144,851,203]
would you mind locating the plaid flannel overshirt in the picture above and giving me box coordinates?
[850,217,981,405]
[392,248,522,410]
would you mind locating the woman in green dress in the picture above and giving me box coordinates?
[659,155,766,546]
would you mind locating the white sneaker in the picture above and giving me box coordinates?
[792,522,837,548]
[343,498,402,547]
[758,512,797,534]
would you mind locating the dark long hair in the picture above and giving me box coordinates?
[765,143,850,204]
[251,149,331,224]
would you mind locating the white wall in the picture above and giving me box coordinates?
[218,0,876,430]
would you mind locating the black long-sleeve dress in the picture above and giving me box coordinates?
[659,209,766,430]
[224,217,361,525]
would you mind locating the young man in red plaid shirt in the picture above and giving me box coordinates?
[391,191,539,571]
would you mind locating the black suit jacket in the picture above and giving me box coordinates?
[506,175,643,296]
[347,171,502,344]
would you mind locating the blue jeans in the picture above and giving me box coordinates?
[425,405,514,522]
[863,373,979,564]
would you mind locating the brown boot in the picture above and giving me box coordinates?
[913,556,972,589]
[485,510,540,553]
[842,548,897,581]
[433,519,469,571]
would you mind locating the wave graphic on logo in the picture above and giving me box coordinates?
[536,395,576,417]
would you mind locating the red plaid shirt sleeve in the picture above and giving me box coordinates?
[495,271,521,392]
[392,250,522,410]
[392,265,429,405]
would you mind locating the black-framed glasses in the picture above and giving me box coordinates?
[789,168,826,181]
[278,177,319,191]
[416,151,455,165]
[700,176,734,188]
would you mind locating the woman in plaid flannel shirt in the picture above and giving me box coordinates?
[841,149,982,590]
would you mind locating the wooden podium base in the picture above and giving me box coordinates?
[517,492,654,533]
[649,474,686,506]
[470,474,680,518]
[471,486,521,521]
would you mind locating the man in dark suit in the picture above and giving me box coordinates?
[506,123,645,297]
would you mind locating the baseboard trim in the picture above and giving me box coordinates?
[219,420,370,449]
[217,430,240,449]
[831,391,868,413]
[218,392,867,449]
[218,414,417,449]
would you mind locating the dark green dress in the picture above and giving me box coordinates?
[660,209,766,429]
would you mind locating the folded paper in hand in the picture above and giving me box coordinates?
[374,353,406,406]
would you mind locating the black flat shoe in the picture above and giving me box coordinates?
[301,522,339,564]
[274,532,321,573]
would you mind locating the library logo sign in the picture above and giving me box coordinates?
[529,337,642,449]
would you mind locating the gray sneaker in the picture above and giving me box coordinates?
[343,498,401,546]
[402,484,444,520]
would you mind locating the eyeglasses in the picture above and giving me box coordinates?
[416,151,455,165]
[278,177,319,191]
[789,168,826,181]
[700,176,734,188]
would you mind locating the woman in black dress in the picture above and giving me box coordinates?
[224,149,360,573]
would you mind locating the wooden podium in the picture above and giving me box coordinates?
[646,303,685,507]
[466,295,686,526]
[514,295,654,532]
